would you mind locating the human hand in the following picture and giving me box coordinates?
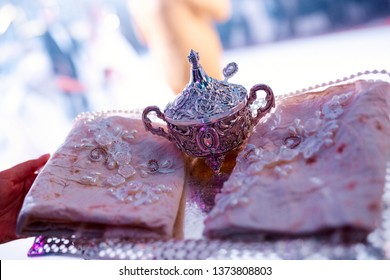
[0,154,50,244]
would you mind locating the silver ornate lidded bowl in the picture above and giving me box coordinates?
[142,50,275,171]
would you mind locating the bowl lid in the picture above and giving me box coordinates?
[164,50,247,126]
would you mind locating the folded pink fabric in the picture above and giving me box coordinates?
[204,80,390,237]
[17,113,185,239]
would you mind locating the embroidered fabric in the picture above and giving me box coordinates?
[17,112,186,239]
[204,79,390,237]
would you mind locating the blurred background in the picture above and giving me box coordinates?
[0,0,390,171]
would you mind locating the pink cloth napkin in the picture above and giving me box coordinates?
[204,80,390,237]
[17,113,185,239]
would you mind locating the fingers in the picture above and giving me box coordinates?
[34,153,51,169]
[22,173,39,196]
[7,154,50,183]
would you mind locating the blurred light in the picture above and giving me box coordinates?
[0,4,17,35]
[18,19,46,39]
[104,13,120,30]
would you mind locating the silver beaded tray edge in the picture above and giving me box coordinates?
[28,70,390,260]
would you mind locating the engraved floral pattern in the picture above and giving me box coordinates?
[164,77,247,122]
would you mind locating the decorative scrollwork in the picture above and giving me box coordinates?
[89,147,107,162]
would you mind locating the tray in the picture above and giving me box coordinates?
[27,70,390,259]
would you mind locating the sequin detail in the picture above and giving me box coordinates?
[109,181,173,206]
[207,173,254,217]
[118,165,136,179]
[73,116,176,205]
[74,118,137,187]
[210,91,354,216]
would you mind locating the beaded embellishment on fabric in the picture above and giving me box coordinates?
[109,182,173,206]
[72,112,176,205]
[208,90,354,217]
[74,117,137,185]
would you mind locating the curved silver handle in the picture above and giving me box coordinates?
[142,106,172,141]
[247,84,275,126]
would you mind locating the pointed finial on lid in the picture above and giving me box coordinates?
[188,49,200,69]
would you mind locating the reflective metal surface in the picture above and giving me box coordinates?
[142,50,275,171]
